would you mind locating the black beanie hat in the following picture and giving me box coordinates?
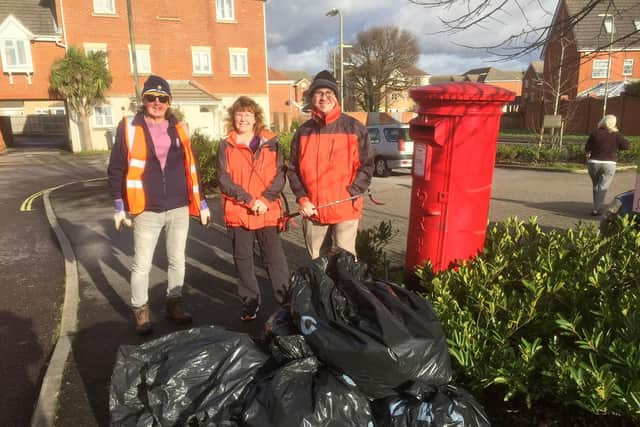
[142,75,171,97]
[309,70,339,98]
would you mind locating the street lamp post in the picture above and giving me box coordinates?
[126,0,140,102]
[326,8,343,104]
[599,13,615,116]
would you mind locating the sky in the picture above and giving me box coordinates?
[265,0,558,76]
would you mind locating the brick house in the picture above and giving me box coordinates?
[1,0,269,151]
[0,1,67,144]
[267,67,310,131]
[462,67,524,96]
[430,67,523,111]
[522,61,545,104]
[382,66,430,113]
[542,0,640,102]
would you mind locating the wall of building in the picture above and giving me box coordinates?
[576,50,640,94]
[484,81,523,96]
[58,0,267,98]
[0,41,65,100]
[522,68,543,103]
[543,4,581,100]
[269,83,293,114]
[49,0,269,150]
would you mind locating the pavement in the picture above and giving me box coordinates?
[21,157,638,426]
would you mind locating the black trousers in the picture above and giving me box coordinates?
[230,226,290,305]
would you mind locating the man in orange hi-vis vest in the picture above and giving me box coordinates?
[107,75,210,335]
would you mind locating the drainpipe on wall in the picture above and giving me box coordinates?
[56,0,68,50]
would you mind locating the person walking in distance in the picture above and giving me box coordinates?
[217,96,289,321]
[107,75,210,334]
[585,114,630,216]
[287,70,374,259]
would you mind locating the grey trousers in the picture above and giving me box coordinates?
[587,161,617,211]
[130,206,189,307]
[230,226,290,305]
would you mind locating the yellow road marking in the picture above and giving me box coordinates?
[20,191,44,211]
[20,177,106,212]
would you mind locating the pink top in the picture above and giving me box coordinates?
[145,117,171,170]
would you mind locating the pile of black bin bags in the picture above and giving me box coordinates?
[110,251,491,426]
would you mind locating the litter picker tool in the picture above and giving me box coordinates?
[277,188,389,232]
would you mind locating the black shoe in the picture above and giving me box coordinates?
[241,298,259,321]
[591,209,602,216]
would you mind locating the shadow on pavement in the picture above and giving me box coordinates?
[491,197,597,220]
[0,311,43,427]
[52,194,308,424]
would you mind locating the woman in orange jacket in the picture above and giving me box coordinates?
[216,96,289,320]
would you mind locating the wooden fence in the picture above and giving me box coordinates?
[522,95,640,136]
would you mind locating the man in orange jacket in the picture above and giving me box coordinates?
[287,70,374,259]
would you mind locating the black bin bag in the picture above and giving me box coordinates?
[290,251,452,399]
[371,384,491,427]
[109,326,268,426]
[240,335,374,427]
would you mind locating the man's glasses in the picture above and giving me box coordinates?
[313,90,335,99]
[144,94,170,104]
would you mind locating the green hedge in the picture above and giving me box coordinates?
[496,142,640,166]
[191,131,220,193]
[417,216,640,421]
[193,129,295,193]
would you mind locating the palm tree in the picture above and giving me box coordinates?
[50,46,112,151]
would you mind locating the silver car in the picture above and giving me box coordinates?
[366,124,414,177]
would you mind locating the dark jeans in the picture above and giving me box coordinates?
[230,226,290,305]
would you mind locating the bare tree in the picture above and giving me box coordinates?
[407,0,640,60]
[344,26,420,112]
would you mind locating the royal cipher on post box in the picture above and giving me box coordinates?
[405,82,515,275]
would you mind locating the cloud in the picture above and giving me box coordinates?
[266,0,556,75]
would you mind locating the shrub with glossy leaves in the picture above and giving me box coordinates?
[417,216,640,422]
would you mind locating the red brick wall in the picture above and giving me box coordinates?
[56,0,267,97]
[485,81,522,96]
[269,83,292,113]
[522,68,543,103]
[0,41,65,100]
[577,50,640,94]
[543,3,581,100]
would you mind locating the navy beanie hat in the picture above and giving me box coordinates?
[142,75,171,97]
[309,70,339,98]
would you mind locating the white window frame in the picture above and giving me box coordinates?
[216,0,235,21]
[93,105,114,128]
[93,0,115,14]
[128,44,151,75]
[191,46,212,75]
[229,48,248,75]
[1,38,33,73]
[592,59,609,79]
[84,42,108,68]
[623,59,634,76]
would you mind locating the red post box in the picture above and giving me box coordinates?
[405,82,515,275]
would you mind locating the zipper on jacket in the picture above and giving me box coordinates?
[329,138,335,161]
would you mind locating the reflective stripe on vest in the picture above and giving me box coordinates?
[123,117,201,216]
